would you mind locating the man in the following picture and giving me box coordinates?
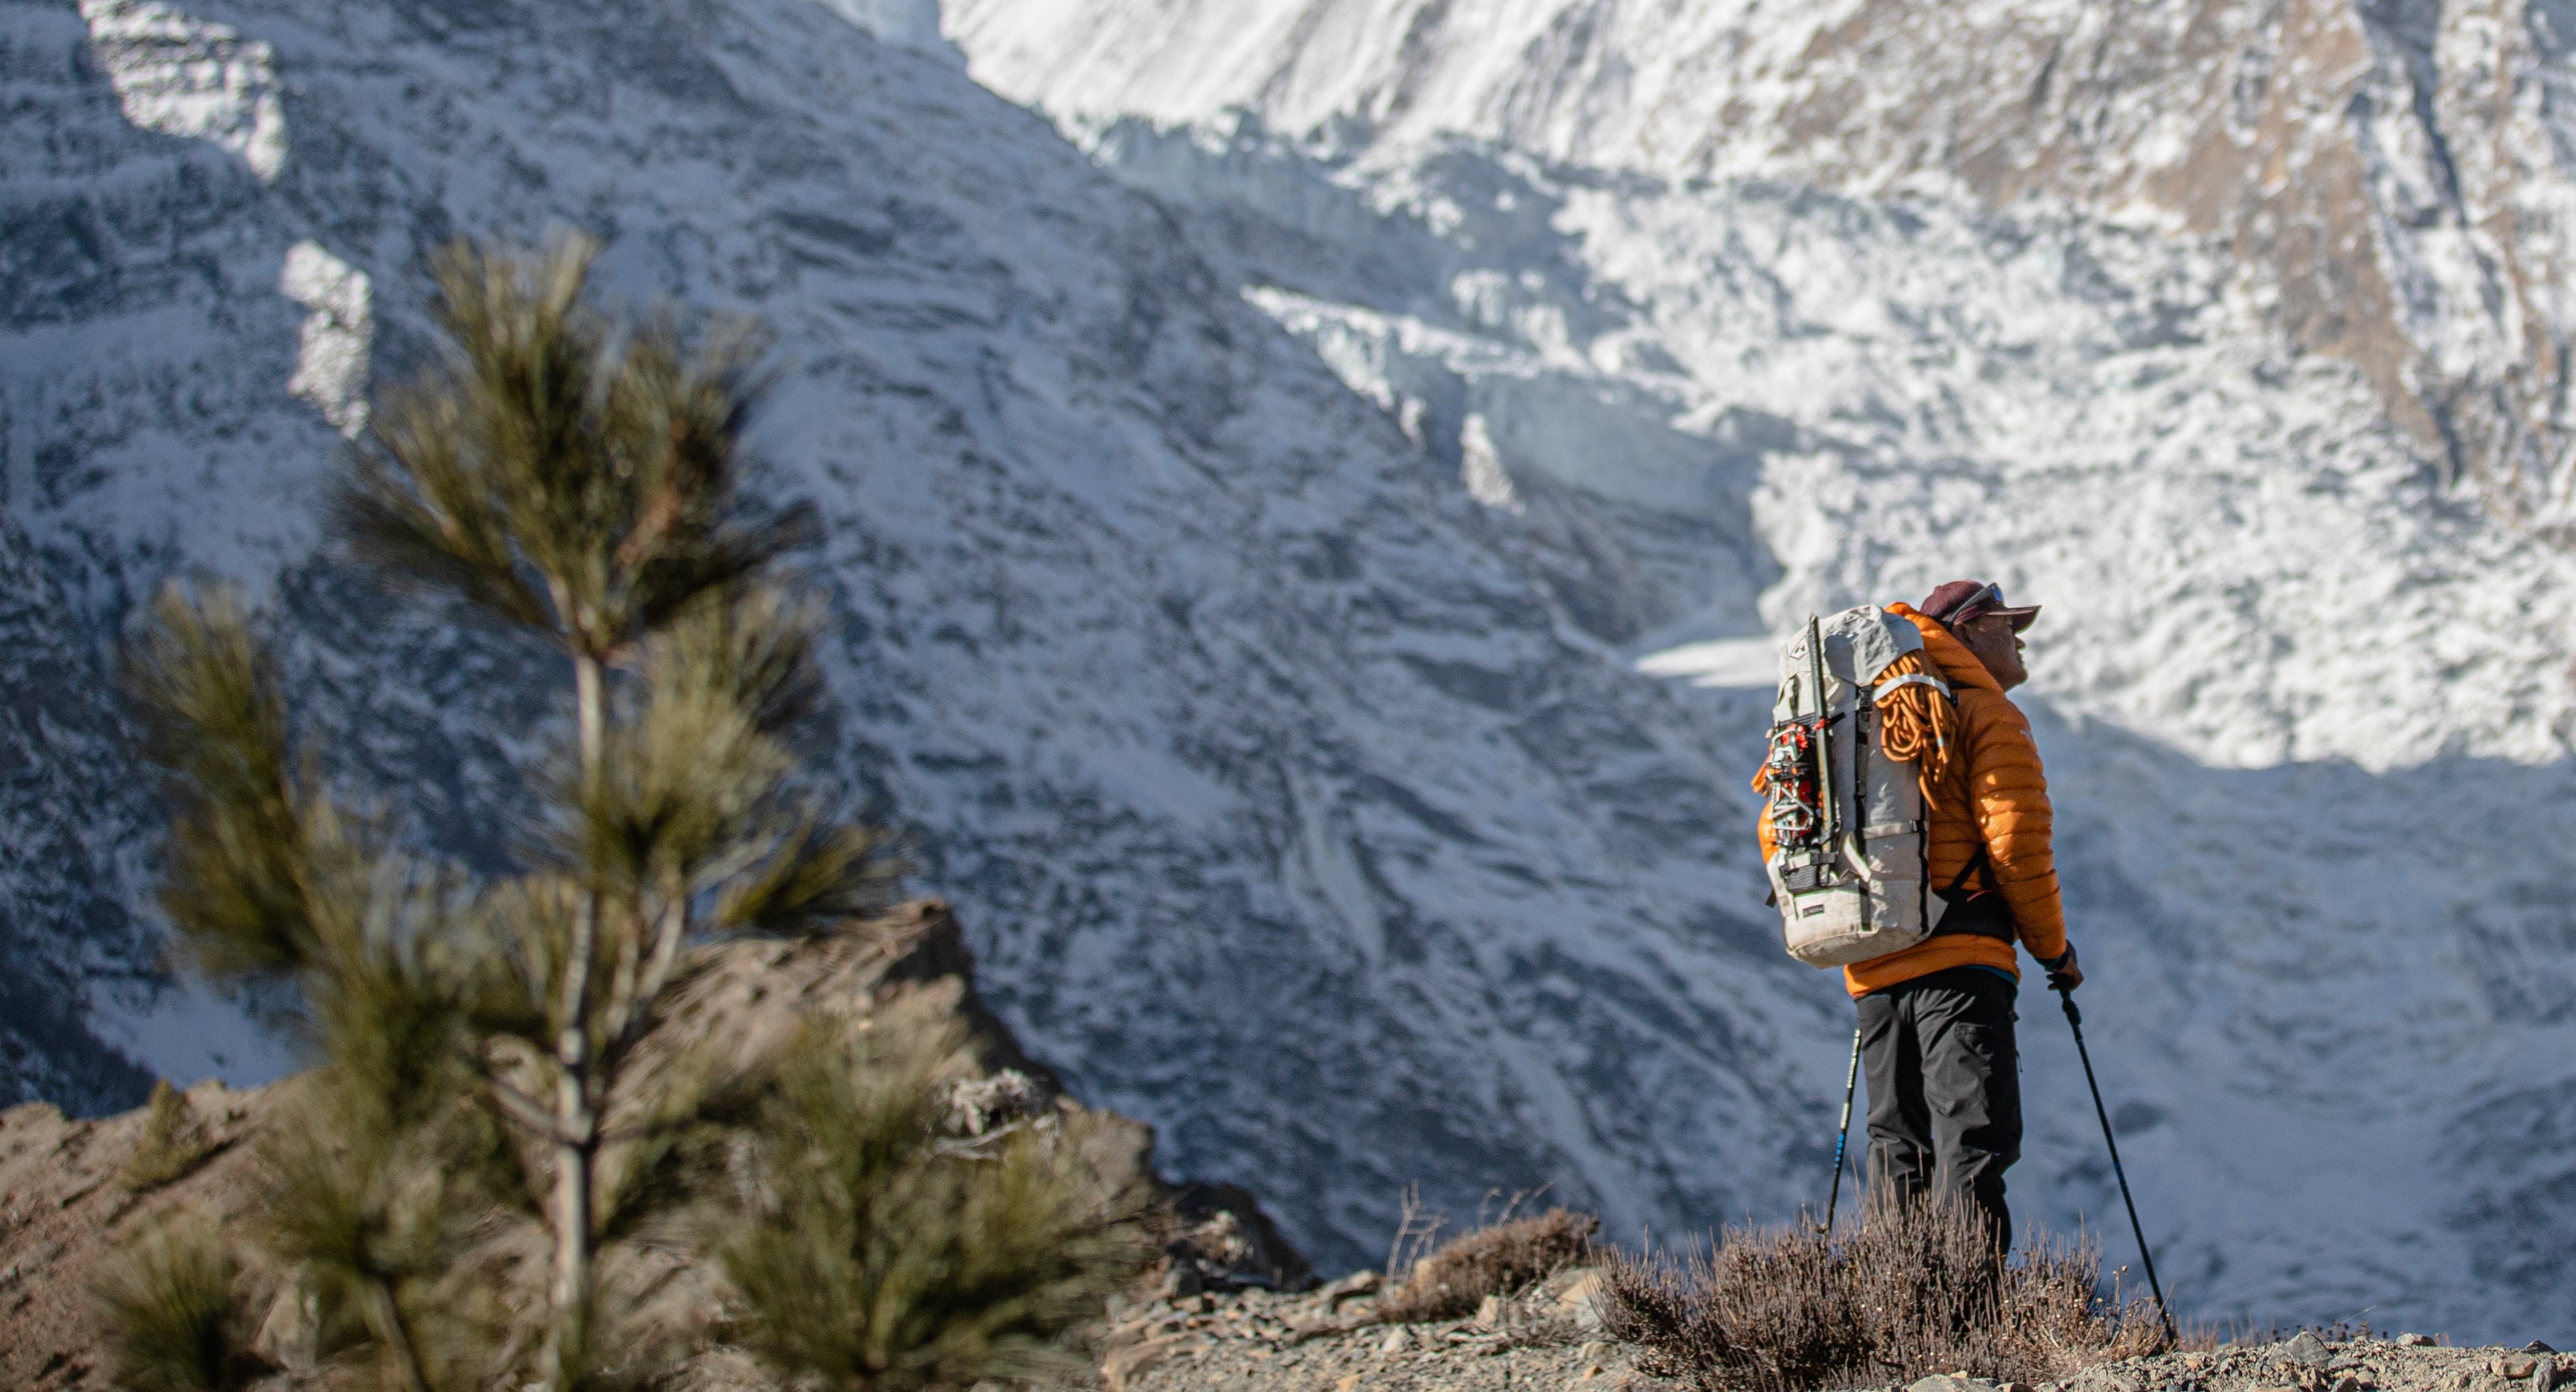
[1849,579,2080,1248]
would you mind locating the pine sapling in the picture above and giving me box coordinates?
[129,234,897,1391]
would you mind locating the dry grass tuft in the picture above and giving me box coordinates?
[117,1082,215,1193]
[1599,1201,2168,1392]
[1380,1207,1597,1324]
[89,1217,269,1392]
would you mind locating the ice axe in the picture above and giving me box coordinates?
[2055,980,2175,1338]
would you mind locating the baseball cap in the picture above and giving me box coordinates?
[1921,579,2040,631]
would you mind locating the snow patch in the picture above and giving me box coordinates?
[1457,413,1523,513]
[79,0,287,181]
[280,242,371,438]
[1637,636,1781,690]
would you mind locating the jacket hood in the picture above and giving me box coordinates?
[1887,602,2002,696]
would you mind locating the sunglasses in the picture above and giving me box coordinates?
[1950,581,2005,619]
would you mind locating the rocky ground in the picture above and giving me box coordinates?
[1103,1265,1644,1392]
[1119,1289,2570,1392]
[2055,1333,2567,1392]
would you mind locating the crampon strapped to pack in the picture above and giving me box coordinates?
[1762,608,1957,968]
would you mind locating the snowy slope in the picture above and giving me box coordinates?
[942,0,2576,1337]
[4,0,1845,1300]
[949,0,2576,533]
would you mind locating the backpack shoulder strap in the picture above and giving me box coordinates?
[1944,843,1995,895]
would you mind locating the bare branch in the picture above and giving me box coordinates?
[610,896,691,1066]
[482,1074,573,1147]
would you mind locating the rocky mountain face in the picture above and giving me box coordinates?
[0,519,153,1116]
[16,0,2576,1343]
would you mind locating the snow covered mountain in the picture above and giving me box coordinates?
[6,0,1817,1306]
[939,0,2576,1336]
[14,0,2576,1342]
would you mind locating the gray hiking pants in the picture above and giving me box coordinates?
[1857,965,2021,1247]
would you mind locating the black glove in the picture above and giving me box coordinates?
[2041,943,2082,992]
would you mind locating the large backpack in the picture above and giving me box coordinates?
[1762,607,1956,968]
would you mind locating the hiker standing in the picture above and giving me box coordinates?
[1856,580,2076,1246]
[1757,581,2079,1248]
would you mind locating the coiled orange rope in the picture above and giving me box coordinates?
[1872,649,1959,804]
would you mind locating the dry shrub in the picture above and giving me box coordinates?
[1380,1207,1597,1323]
[1599,1201,2169,1392]
[118,1081,215,1193]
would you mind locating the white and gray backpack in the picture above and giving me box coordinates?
[1762,607,1957,968]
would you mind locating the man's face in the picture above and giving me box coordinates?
[1959,614,2029,690]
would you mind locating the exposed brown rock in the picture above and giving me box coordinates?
[1729,0,2575,506]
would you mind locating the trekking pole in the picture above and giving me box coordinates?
[2055,982,2175,1339]
[1819,1026,1862,1234]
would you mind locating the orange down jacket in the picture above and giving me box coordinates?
[1757,603,2069,997]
